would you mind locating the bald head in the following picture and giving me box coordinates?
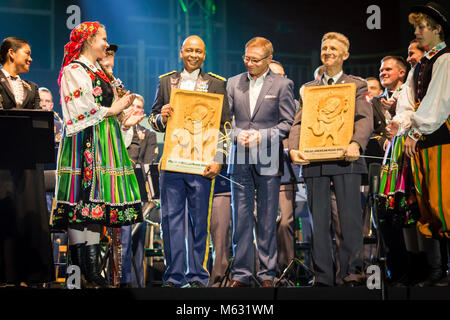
[180,35,206,73]
[182,35,205,50]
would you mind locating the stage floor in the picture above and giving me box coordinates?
[1,286,449,300]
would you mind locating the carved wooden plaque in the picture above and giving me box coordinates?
[160,88,224,174]
[299,83,356,161]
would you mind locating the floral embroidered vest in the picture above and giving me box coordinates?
[74,61,114,108]
[413,48,450,148]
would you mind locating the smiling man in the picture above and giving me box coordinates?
[288,32,373,287]
[378,56,407,120]
[366,56,407,162]
[149,35,231,288]
[226,37,295,288]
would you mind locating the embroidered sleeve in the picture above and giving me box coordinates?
[411,54,450,136]
[393,69,416,136]
[60,63,109,136]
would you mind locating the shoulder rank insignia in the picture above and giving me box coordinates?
[159,70,177,79]
[208,72,226,81]
[348,75,366,82]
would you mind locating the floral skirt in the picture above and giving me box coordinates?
[52,117,142,228]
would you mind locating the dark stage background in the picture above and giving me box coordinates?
[0,0,448,116]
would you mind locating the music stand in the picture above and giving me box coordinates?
[0,109,54,168]
[274,151,315,287]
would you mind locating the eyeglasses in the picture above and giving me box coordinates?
[242,55,270,64]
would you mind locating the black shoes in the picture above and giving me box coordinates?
[312,281,331,287]
[85,244,109,288]
[189,281,206,288]
[69,243,88,288]
[162,281,177,288]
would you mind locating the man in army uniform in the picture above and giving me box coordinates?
[288,32,373,287]
[149,35,231,288]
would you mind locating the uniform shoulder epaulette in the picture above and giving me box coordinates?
[348,75,367,83]
[208,72,226,81]
[159,70,177,79]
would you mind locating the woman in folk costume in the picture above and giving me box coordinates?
[0,37,55,286]
[387,2,450,287]
[52,22,143,288]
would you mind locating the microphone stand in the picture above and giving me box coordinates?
[275,154,314,287]
[368,170,388,300]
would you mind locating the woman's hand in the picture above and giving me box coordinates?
[122,107,146,128]
[107,91,136,116]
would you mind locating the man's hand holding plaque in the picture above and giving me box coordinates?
[289,149,310,165]
[161,104,173,124]
[343,141,360,162]
[202,161,222,179]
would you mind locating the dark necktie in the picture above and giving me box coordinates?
[327,78,334,85]
[10,75,18,81]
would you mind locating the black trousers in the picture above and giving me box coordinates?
[306,173,363,286]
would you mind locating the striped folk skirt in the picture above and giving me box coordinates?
[52,117,142,229]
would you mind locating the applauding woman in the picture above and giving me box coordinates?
[52,22,142,288]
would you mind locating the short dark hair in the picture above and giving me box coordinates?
[0,37,29,65]
[381,55,408,73]
[409,39,425,52]
[366,77,379,82]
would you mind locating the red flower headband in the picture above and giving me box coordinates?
[58,21,101,86]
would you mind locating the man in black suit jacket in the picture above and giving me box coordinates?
[149,35,231,288]
[289,32,373,287]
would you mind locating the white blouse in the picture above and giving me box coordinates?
[394,42,450,139]
[60,55,109,136]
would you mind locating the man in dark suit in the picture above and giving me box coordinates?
[149,35,231,288]
[366,77,383,101]
[227,37,295,287]
[289,32,373,287]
